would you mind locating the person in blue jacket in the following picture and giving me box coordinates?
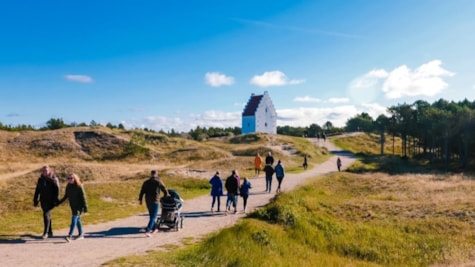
[239,177,252,213]
[209,171,223,212]
[274,160,285,193]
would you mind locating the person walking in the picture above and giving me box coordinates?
[139,170,168,237]
[239,177,252,213]
[58,173,88,242]
[254,153,262,177]
[263,164,274,193]
[33,165,60,239]
[303,154,308,170]
[209,171,223,212]
[225,170,239,214]
[275,160,285,193]
[337,157,342,172]
[265,152,275,166]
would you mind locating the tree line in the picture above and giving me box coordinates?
[346,98,475,171]
[1,97,474,172]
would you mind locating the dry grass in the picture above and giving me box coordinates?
[332,173,475,224]
[0,128,326,227]
[111,172,475,266]
[331,132,403,156]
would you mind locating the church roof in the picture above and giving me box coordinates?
[242,94,263,116]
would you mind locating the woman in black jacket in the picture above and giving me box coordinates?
[33,165,60,239]
[58,173,88,242]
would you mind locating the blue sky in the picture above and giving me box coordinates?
[1,0,474,132]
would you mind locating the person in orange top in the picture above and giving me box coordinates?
[254,153,262,177]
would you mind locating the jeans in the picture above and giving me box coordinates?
[68,215,83,236]
[146,202,159,232]
[226,193,238,210]
[265,175,273,192]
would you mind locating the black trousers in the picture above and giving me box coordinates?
[41,205,54,235]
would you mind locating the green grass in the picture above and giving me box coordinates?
[0,133,326,239]
[0,174,210,238]
[106,172,475,266]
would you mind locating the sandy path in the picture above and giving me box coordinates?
[0,139,355,267]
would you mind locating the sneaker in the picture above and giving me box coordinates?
[75,235,84,240]
[145,231,151,237]
[211,207,214,213]
[64,236,72,242]
[41,234,48,239]
[152,229,158,234]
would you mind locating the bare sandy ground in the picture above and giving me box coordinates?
[0,139,355,267]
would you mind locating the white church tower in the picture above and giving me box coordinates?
[242,91,277,134]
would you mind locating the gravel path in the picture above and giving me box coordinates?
[0,139,355,267]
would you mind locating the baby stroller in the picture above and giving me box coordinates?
[156,189,184,231]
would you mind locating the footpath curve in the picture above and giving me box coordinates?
[0,139,355,267]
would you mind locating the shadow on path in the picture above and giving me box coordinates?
[87,227,144,239]
[180,211,225,218]
[0,234,71,244]
[330,150,357,158]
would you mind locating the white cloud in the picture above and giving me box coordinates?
[350,69,388,89]
[327,97,350,104]
[125,104,388,132]
[126,116,185,132]
[64,74,94,83]
[276,105,359,128]
[349,60,454,101]
[205,72,235,87]
[293,96,322,103]
[382,60,454,99]
[348,69,387,103]
[360,102,389,118]
[250,71,305,87]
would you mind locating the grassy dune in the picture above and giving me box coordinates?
[107,172,475,266]
[105,133,475,266]
[0,129,324,237]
